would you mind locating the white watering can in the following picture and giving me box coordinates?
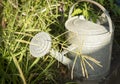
[65,0,114,80]
[29,0,114,80]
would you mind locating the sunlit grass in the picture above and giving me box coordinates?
[0,0,71,84]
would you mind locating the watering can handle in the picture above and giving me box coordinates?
[68,0,113,33]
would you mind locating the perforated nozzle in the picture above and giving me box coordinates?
[29,32,51,57]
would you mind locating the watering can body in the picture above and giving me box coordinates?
[65,0,114,80]
[66,29,113,80]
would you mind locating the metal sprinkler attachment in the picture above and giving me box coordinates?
[29,32,51,57]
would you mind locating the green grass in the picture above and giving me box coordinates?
[0,0,75,84]
[0,0,120,84]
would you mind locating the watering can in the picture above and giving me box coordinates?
[29,0,114,80]
[65,0,114,80]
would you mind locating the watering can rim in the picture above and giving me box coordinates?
[65,0,113,34]
[65,16,109,35]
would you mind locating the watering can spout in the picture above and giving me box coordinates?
[50,49,73,66]
[29,31,78,70]
[50,44,77,67]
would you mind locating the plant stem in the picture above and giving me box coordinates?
[12,54,26,84]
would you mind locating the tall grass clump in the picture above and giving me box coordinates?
[0,0,74,84]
